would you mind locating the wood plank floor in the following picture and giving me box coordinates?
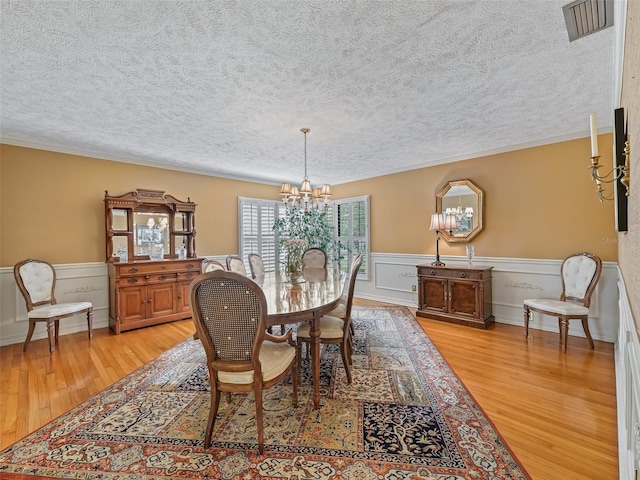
[0,299,618,479]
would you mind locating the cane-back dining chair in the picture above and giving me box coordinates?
[523,252,602,353]
[301,247,327,268]
[247,253,265,283]
[226,255,248,276]
[296,253,362,384]
[13,258,93,354]
[190,270,298,454]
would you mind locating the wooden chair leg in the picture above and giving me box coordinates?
[23,320,36,352]
[47,319,56,354]
[291,358,298,407]
[296,340,303,384]
[581,317,595,350]
[255,386,264,454]
[54,319,60,345]
[340,342,352,384]
[524,306,530,338]
[560,318,569,353]
[205,389,221,449]
[87,308,93,339]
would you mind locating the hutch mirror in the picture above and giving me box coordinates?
[435,179,484,243]
[104,188,197,262]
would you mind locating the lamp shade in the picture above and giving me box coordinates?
[429,213,445,231]
[300,179,312,195]
[280,183,292,196]
[444,213,458,231]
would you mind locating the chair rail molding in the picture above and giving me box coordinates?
[1,262,109,347]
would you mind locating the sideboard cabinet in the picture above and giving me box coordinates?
[416,264,494,329]
[108,258,202,334]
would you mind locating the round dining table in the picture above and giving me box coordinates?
[258,267,345,409]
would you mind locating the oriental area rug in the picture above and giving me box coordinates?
[0,306,530,479]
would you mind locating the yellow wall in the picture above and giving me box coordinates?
[335,136,618,261]
[1,133,617,267]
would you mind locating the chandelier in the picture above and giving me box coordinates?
[279,128,331,211]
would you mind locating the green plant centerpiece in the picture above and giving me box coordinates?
[273,206,335,280]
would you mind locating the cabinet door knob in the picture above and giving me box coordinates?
[460,272,466,278]
[430,269,436,275]
[159,275,167,281]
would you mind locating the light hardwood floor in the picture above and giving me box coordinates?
[0,299,618,480]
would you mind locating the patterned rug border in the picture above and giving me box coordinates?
[0,305,531,480]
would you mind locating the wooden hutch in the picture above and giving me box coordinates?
[104,188,203,334]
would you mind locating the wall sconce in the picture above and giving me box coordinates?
[429,213,457,266]
[589,112,630,202]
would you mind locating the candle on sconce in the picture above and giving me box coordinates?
[589,113,599,157]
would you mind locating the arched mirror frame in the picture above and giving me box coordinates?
[435,179,484,243]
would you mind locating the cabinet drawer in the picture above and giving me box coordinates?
[115,273,178,287]
[418,268,485,280]
[114,261,199,276]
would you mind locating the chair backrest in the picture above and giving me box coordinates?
[560,252,602,307]
[202,259,226,273]
[14,258,57,310]
[302,248,327,268]
[247,253,265,282]
[190,271,267,366]
[342,253,363,322]
[226,255,248,276]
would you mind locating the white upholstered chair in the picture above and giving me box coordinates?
[296,253,362,384]
[301,247,327,268]
[13,258,93,354]
[226,255,248,276]
[202,258,226,273]
[523,252,602,353]
[190,270,298,453]
[247,253,265,283]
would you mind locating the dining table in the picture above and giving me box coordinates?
[259,267,345,409]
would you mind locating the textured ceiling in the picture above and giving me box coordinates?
[0,0,616,186]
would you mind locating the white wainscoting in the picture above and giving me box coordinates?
[615,273,640,480]
[0,254,619,347]
[355,253,619,343]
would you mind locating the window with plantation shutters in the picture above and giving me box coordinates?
[238,195,369,279]
[238,198,284,272]
[334,195,370,279]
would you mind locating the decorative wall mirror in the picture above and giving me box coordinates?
[435,179,484,243]
[104,188,197,262]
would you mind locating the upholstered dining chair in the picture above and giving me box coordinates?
[524,252,602,353]
[247,253,265,283]
[296,253,362,384]
[190,270,298,454]
[226,255,248,276]
[13,258,93,354]
[302,247,327,268]
[202,258,226,273]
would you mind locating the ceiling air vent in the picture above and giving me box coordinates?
[563,0,613,42]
